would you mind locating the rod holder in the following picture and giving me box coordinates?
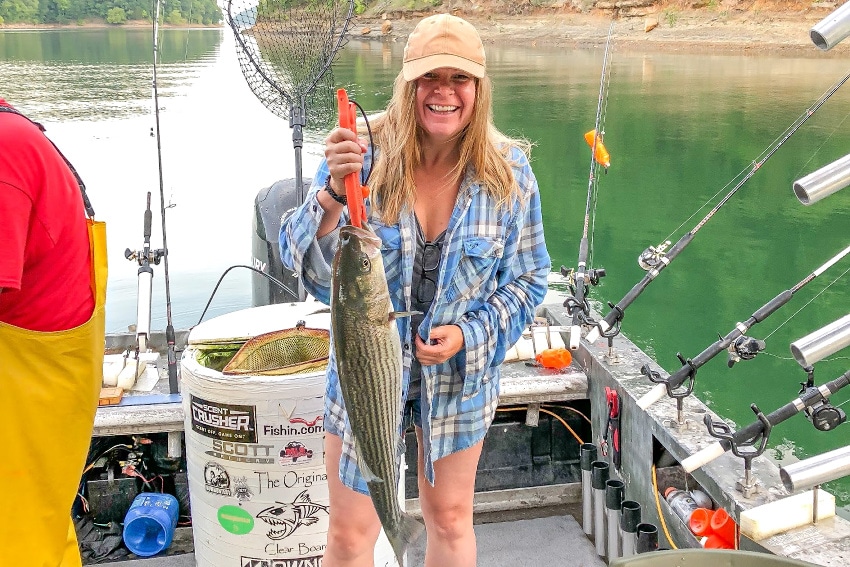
[591,461,610,557]
[790,313,850,368]
[620,500,641,557]
[793,153,850,205]
[811,1,850,51]
[580,443,597,536]
[635,522,659,554]
[605,480,625,561]
[780,445,850,492]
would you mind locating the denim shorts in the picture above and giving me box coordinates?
[403,362,423,430]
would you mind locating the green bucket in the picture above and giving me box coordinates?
[610,549,816,567]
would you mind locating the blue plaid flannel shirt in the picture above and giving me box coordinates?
[279,144,551,493]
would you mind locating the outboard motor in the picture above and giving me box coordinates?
[252,178,310,306]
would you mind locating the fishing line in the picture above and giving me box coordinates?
[792,107,850,182]
[763,263,850,342]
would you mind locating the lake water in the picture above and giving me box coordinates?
[2,26,848,512]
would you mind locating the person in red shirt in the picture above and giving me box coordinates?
[0,98,108,566]
[0,98,94,328]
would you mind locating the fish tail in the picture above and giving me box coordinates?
[389,511,425,566]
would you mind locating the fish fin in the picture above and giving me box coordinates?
[390,310,422,321]
[358,456,382,484]
[353,442,382,483]
[388,511,426,567]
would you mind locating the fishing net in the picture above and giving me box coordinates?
[222,325,330,376]
[224,0,354,133]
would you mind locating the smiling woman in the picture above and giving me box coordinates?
[278,12,552,567]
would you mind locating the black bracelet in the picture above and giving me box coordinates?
[323,176,347,205]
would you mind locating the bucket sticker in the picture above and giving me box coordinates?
[217,504,254,535]
[279,441,315,466]
[256,490,329,540]
[255,470,327,494]
[240,556,322,567]
[233,476,253,503]
[205,440,276,464]
[203,462,232,496]
[262,418,323,438]
[191,395,258,443]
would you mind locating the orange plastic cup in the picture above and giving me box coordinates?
[688,507,715,537]
[703,534,733,549]
[710,507,737,546]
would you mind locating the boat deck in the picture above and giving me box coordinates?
[99,512,605,567]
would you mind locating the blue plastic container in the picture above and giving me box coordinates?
[122,493,179,557]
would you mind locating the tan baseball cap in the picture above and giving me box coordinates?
[402,14,486,81]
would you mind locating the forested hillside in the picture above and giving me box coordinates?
[0,0,221,25]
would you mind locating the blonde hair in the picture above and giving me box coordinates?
[365,71,532,225]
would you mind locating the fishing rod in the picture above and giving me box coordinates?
[584,70,850,345]
[125,0,179,394]
[681,313,850,488]
[680,367,850,490]
[151,0,180,394]
[636,244,850,415]
[562,22,614,351]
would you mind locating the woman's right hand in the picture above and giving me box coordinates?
[324,127,367,185]
[316,128,368,236]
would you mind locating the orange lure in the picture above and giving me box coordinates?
[584,129,611,169]
[336,88,369,228]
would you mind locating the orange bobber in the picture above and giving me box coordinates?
[584,129,611,169]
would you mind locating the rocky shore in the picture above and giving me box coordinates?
[352,1,850,56]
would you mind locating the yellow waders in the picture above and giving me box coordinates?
[0,219,107,567]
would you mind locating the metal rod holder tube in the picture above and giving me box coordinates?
[580,443,597,536]
[605,480,625,561]
[620,500,641,557]
[811,0,850,50]
[780,445,850,492]
[793,153,850,204]
[635,522,659,554]
[591,461,610,557]
[790,313,850,368]
[135,270,153,352]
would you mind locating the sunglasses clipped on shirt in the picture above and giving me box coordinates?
[416,242,441,304]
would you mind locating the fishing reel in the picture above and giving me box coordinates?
[560,265,607,291]
[727,335,766,368]
[799,369,847,432]
[559,265,606,322]
[638,241,671,271]
[124,246,165,267]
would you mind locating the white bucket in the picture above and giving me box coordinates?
[181,302,401,566]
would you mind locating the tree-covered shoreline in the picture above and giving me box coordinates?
[0,0,222,26]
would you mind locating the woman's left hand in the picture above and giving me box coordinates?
[415,325,465,365]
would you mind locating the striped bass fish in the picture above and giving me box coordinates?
[330,224,425,565]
